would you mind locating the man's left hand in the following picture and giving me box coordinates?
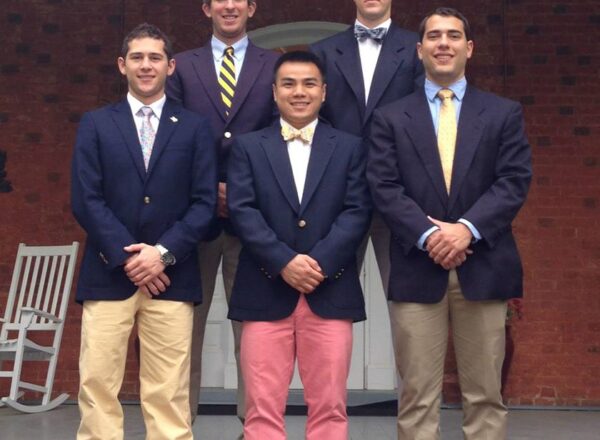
[123,243,165,286]
[426,217,473,269]
[139,272,171,298]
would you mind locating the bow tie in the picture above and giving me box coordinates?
[354,24,387,43]
[281,124,315,144]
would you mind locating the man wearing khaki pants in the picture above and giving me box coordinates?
[166,1,279,425]
[71,23,216,439]
[367,7,532,439]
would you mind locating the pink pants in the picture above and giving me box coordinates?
[241,295,353,440]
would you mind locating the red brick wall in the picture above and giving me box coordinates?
[1,1,598,406]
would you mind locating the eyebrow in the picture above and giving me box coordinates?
[426,29,464,35]
[128,51,165,57]
[279,76,320,82]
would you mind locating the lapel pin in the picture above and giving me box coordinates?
[170,116,178,123]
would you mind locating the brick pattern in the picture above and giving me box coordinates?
[0,1,598,406]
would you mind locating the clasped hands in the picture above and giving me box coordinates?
[123,243,170,298]
[425,216,473,270]
[281,254,325,294]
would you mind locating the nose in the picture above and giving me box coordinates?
[140,56,152,69]
[292,84,306,96]
[224,0,235,8]
[438,33,450,47]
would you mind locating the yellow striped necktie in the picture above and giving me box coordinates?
[219,46,236,116]
[437,88,457,193]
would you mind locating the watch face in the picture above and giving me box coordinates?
[162,252,175,266]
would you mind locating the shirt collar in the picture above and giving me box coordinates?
[424,77,468,103]
[211,35,249,62]
[354,17,392,31]
[127,93,166,119]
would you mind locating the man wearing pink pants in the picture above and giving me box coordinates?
[226,51,372,439]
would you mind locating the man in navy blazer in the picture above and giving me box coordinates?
[227,51,371,439]
[310,0,423,309]
[71,24,216,440]
[367,8,532,439]
[166,0,279,421]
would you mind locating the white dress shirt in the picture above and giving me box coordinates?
[281,118,319,204]
[127,93,165,143]
[355,18,391,103]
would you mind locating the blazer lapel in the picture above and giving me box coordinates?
[364,26,408,124]
[261,125,300,213]
[299,123,336,215]
[227,42,266,124]
[333,28,366,118]
[404,91,448,208]
[448,87,485,210]
[111,100,146,181]
[146,99,181,177]
[191,43,226,122]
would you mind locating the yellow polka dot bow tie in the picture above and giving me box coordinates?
[281,125,315,144]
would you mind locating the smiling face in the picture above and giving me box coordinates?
[118,37,175,105]
[203,0,256,45]
[354,0,392,28]
[273,61,326,129]
[417,14,473,87]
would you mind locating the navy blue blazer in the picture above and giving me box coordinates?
[71,98,217,303]
[310,24,423,139]
[367,86,532,303]
[167,41,279,233]
[227,123,372,322]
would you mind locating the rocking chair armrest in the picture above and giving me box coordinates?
[20,307,62,323]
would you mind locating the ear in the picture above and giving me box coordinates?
[322,83,327,103]
[466,40,474,59]
[117,57,127,75]
[167,58,176,76]
[416,42,423,61]
[247,1,257,18]
[272,83,277,102]
[202,2,212,19]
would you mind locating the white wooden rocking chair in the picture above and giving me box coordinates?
[0,242,79,413]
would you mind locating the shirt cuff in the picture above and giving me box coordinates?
[417,226,439,251]
[458,218,481,242]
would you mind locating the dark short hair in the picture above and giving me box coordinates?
[121,23,173,60]
[418,7,472,42]
[273,51,327,84]
[202,0,255,5]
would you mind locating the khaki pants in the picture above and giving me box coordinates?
[389,270,508,440]
[189,232,243,421]
[77,291,193,440]
[356,210,391,293]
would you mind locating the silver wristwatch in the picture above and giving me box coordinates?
[155,244,176,266]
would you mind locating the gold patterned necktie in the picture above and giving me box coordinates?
[219,46,236,117]
[437,88,457,193]
[281,124,315,144]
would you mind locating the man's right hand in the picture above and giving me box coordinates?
[281,254,325,294]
